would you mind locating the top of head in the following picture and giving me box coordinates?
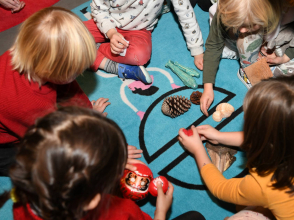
[10,7,96,84]
[217,0,283,34]
[9,106,128,220]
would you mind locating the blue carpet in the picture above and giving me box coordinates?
[0,2,248,219]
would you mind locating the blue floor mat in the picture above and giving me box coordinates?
[0,2,248,219]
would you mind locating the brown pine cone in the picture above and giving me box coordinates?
[162,95,191,118]
[190,91,202,105]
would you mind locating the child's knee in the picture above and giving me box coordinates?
[128,44,151,66]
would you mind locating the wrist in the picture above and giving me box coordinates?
[283,54,290,63]
[154,210,166,220]
[106,28,116,39]
[204,83,213,90]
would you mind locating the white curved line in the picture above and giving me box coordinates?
[120,80,138,112]
[146,67,174,84]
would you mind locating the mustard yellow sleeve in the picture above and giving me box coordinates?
[200,164,267,207]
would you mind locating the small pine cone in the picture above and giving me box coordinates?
[161,95,191,118]
[190,91,202,105]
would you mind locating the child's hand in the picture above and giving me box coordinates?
[91,98,110,116]
[154,181,174,220]
[178,126,203,156]
[260,47,290,65]
[266,54,290,65]
[194,53,203,70]
[127,145,143,159]
[12,1,24,13]
[200,83,214,116]
[0,0,25,12]
[107,29,129,54]
[125,159,146,171]
[196,125,220,145]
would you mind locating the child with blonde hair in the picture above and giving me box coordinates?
[200,0,294,116]
[0,7,110,176]
[85,0,205,84]
[179,76,294,219]
[0,106,175,220]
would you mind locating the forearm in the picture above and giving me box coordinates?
[171,0,204,56]
[90,0,116,35]
[154,210,166,220]
[200,164,265,206]
[217,131,244,147]
[193,145,212,170]
[203,14,225,84]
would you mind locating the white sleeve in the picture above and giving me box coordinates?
[171,0,204,56]
[90,0,117,37]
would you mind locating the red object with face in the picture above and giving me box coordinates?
[120,163,153,201]
[148,176,168,197]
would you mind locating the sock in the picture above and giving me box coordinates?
[104,59,119,75]
[96,43,102,49]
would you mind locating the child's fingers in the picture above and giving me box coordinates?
[128,149,143,155]
[166,182,174,196]
[128,152,142,159]
[117,33,129,47]
[156,181,164,197]
[125,159,146,171]
[128,145,137,150]
[190,125,199,135]
[7,0,19,7]
[110,43,124,54]
[127,158,146,165]
[93,98,110,107]
[125,163,136,171]
[128,145,143,155]
[200,99,209,116]
[178,128,185,140]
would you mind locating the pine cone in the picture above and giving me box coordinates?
[190,91,202,105]
[161,95,191,118]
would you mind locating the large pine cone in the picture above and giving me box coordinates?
[161,95,191,118]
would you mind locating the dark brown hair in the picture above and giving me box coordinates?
[0,106,127,219]
[242,75,294,193]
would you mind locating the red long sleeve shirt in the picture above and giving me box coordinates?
[0,51,92,144]
[13,196,152,220]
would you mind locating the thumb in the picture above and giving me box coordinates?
[156,181,164,197]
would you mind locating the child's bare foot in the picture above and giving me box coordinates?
[91,98,110,116]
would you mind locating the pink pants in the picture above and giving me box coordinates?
[84,19,152,70]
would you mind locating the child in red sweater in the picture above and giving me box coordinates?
[0,7,110,175]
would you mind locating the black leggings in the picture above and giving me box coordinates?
[189,0,212,12]
[173,211,206,220]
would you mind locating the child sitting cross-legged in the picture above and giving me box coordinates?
[85,0,205,84]
[179,76,294,220]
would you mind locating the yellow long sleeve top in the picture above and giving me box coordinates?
[201,164,294,220]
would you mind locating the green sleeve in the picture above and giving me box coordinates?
[203,13,225,84]
[285,47,294,60]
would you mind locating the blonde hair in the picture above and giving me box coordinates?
[10,7,96,84]
[217,0,282,34]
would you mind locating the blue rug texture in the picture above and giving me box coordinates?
[0,2,248,219]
